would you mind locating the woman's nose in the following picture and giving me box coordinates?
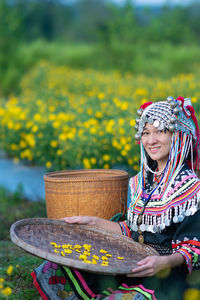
[147,133,157,144]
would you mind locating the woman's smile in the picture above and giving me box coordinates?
[149,146,160,153]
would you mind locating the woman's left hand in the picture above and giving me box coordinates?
[127,255,169,277]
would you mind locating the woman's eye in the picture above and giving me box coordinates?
[142,131,148,136]
[157,130,164,134]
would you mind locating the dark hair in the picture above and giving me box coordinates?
[144,150,158,182]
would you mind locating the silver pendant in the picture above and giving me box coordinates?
[152,225,157,233]
[173,216,179,223]
[190,207,197,215]
[132,224,138,231]
[185,209,191,216]
[148,225,154,233]
[140,224,146,232]
[178,215,184,222]
[165,219,170,226]
[160,223,165,230]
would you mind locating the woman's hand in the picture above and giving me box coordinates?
[61,216,97,226]
[127,255,170,277]
[61,216,122,235]
[127,252,184,277]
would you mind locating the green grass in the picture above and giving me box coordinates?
[0,186,47,299]
[0,242,43,300]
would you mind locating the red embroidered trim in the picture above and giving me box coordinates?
[172,240,200,248]
[31,271,49,300]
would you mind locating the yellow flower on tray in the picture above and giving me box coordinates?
[51,242,61,248]
[64,249,72,254]
[50,242,57,247]
[75,249,82,253]
[83,244,91,251]
[84,260,92,264]
[79,254,87,260]
[101,256,108,261]
[101,261,109,266]
[73,245,82,249]
[92,259,97,264]
[83,251,90,256]
[106,254,112,257]
[99,249,107,253]
[117,257,124,260]
[92,255,99,260]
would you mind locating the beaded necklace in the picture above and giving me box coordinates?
[137,158,169,243]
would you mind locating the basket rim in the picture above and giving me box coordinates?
[44,169,129,182]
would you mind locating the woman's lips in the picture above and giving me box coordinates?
[149,147,160,153]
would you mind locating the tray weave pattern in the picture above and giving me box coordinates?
[10,218,158,275]
[44,169,129,219]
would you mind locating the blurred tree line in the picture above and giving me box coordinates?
[3,0,200,44]
[1,0,200,95]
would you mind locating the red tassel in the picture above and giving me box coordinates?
[186,105,200,170]
[176,96,184,101]
[140,102,152,110]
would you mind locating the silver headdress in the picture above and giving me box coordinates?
[134,96,197,143]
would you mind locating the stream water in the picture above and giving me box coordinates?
[0,151,45,201]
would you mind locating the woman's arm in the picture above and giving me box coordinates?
[62,216,122,235]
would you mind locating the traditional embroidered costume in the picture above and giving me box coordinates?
[32,96,200,300]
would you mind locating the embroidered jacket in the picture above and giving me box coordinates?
[119,164,200,273]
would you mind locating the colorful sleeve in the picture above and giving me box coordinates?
[172,208,200,273]
[118,221,132,238]
[118,179,132,238]
[127,179,132,208]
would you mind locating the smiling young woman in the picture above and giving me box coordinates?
[32,96,200,300]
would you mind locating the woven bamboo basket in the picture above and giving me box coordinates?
[10,218,158,275]
[44,169,129,220]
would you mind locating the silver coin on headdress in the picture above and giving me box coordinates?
[148,117,154,124]
[142,115,148,122]
[158,124,164,130]
[153,120,160,128]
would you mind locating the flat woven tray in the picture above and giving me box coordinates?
[10,218,158,275]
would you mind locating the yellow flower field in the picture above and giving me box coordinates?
[0,61,199,172]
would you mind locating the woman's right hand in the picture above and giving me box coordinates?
[61,216,97,226]
[61,216,122,235]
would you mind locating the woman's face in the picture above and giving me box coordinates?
[141,123,172,170]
